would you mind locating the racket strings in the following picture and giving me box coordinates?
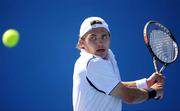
[150,30,177,63]
[151,31,173,62]
[151,30,176,62]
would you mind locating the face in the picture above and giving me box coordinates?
[81,27,110,59]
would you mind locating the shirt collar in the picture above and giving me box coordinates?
[80,49,113,60]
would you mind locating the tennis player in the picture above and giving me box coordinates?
[73,16,165,111]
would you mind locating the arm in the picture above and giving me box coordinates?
[122,73,165,89]
[110,82,148,104]
[121,81,137,88]
[122,79,150,88]
[110,81,164,104]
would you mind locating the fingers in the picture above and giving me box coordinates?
[155,83,164,88]
[150,73,165,100]
[154,73,166,83]
[155,83,164,99]
[147,72,165,88]
[150,72,165,80]
[151,81,164,90]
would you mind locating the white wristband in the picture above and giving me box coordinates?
[136,78,148,89]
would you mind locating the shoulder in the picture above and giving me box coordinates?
[74,53,95,71]
[88,57,108,67]
[87,57,112,74]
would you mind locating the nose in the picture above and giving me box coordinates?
[98,38,103,43]
[97,38,104,48]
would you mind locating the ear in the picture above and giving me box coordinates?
[80,38,84,43]
[78,38,85,49]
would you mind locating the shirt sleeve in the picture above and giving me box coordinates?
[86,58,120,95]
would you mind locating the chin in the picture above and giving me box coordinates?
[102,54,108,59]
[97,52,108,59]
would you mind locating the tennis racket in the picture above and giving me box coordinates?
[143,20,178,99]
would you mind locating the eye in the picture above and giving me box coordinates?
[89,35,97,41]
[102,34,109,40]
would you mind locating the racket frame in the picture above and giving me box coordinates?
[143,20,178,73]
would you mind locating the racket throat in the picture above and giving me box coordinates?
[159,64,167,73]
[153,57,158,73]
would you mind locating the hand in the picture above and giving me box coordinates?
[150,82,164,99]
[147,72,165,87]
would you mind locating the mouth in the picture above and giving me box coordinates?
[96,49,106,53]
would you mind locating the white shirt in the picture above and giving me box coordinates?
[73,49,122,111]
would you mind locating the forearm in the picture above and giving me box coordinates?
[123,78,150,89]
[125,88,148,104]
[111,83,149,104]
[122,81,137,88]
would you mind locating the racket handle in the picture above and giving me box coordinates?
[154,65,166,100]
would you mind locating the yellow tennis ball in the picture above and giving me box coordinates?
[2,29,20,48]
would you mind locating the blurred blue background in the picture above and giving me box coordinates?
[0,0,180,110]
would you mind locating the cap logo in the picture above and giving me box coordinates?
[90,20,102,26]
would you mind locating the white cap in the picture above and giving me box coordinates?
[79,16,110,38]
